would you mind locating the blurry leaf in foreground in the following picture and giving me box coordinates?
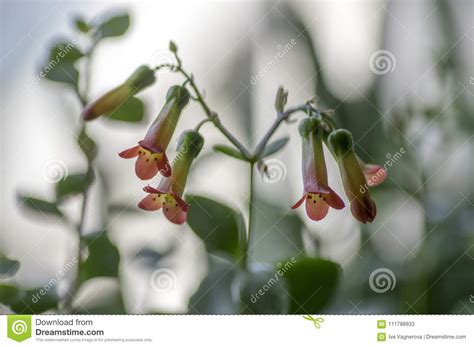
[0,256,20,278]
[10,287,59,314]
[43,62,79,87]
[80,231,120,282]
[212,144,247,161]
[188,255,239,314]
[17,194,63,218]
[105,96,144,123]
[55,171,94,202]
[186,195,246,259]
[96,13,130,39]
[249,199,304,265]
[0,284,20,305]
[239,268,289,314]
[281,257,341,313]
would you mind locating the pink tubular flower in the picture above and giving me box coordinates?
[358,159,387,187]
[328,129,379,223]
[292,118,345,221]
[138,130,204,225]
[82,65,156,121]
[119,85,190,180]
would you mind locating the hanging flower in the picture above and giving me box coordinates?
[138,130,204,224]
[119,85,190,180]
[358,159,387,187]
[292,118,345,221]
[82,65,156,121]
[328,129,378,223]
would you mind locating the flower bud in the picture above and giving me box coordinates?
[82,65,156,121]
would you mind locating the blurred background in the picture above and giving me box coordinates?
[0,0,473,314]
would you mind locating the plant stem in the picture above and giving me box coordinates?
[253,104,311,159]
[242,163,255,270]
[174,65,253,160]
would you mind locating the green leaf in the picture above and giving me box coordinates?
[43,62,79,87]
[186,195,246,259]
[18,194,63,218]
[239,269,289,314]
[74,18,91,33]
[0,284,20,305]
[48,41,83,63]
[80,231,120,282]
[189,255,239,314]
[96,14,130,39]
[281,257,341,313]
[55,171,94,202]
[260,137,289,158]
[77,127,97,162]
[212,144,247,161]
[249,199,304,265]
[105,96,144,122]
[0,256,20,278]
[10,287,58,314]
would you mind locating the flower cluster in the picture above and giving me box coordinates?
[83,69,203,225]
[292,117,386,223]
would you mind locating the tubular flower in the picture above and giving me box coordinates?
[328,129,378,223]
[82,65,156,121]
[138,130,204,225]
[292,118,345,221]
[357,158,387,187]
[119,86,190,180]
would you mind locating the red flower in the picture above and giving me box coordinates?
[82,65,156,121]
[138,130,204,224]
[328,129,379,223]
[292,118,345,221]
[119,86,190,180]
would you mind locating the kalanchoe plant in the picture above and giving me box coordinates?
[82,65,156,121]
[119,85,190,179]
[292,117,345,221]
[138,130,204,224]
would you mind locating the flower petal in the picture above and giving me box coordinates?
[162,194,188,225]
[119,145,140,158]
[350,196,377,223]
[156,152,172,177]
[135,149,159,180]
[138,193,163,211]
[363,164,387,187]
[291,194,306,209]
[325,188,345,210]
[305,194,329,221]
